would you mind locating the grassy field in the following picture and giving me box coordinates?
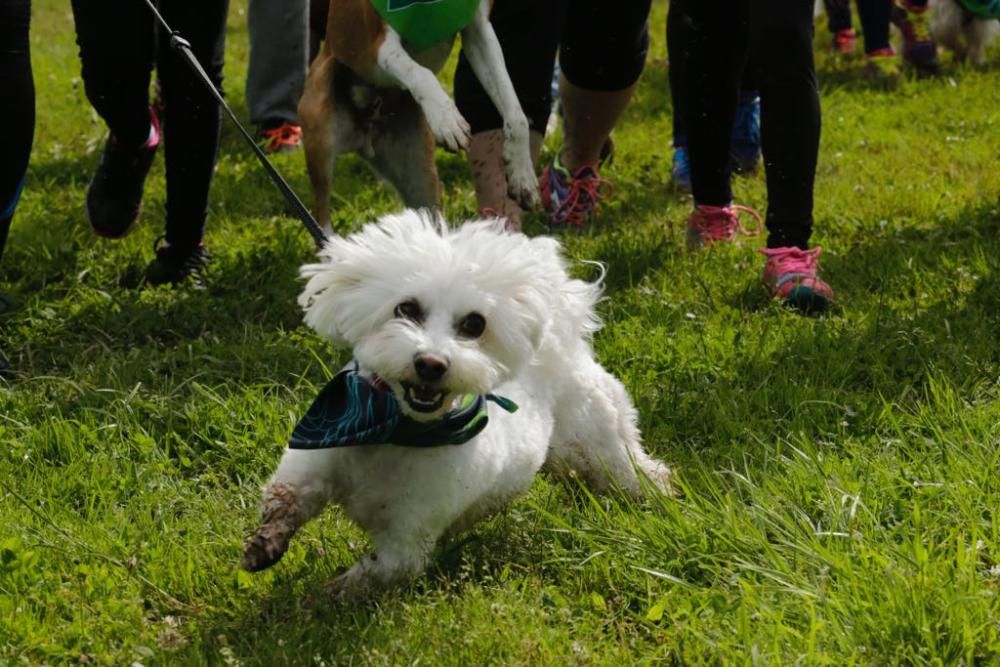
[3,1,1000,664]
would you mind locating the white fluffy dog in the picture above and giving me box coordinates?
[241,210,671,593]
[931,0,1000,66]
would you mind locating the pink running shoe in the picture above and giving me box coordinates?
[833,28,858,56]
[760,246,834,312]
[686,204,762,249]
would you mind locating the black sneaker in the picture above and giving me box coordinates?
[87,107,161,239]
[144,239,211,287]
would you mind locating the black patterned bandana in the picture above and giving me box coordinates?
[288,361,518,450]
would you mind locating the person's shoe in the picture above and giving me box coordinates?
[832,28,858,55]
[538,156,612,232]
[145,238,211,288]
[686,203,761,250]
[864,47,903,85]
[258,121,303,153]
[730,95,761,174]
[760,246,833,312]
[87,107,161,239]
[892,1,940,74]
[671,146,692,193]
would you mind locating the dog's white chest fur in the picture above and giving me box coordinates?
[328,380,550,531]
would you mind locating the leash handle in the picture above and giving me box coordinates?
[142,0,328,248]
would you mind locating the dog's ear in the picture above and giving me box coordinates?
[298,211,442,343]
[515,236,603,352]
[298,236,373,344]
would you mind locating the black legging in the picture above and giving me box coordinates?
[0,0,33,263]
[668,0,819,249]
[454,0,651,135]
[824,0,893,54]
[70,0,228,248]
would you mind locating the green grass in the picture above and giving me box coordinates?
[3,1,1000,663]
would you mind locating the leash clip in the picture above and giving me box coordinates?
[168,32,192,51]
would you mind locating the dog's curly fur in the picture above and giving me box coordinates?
[242,210,671,594]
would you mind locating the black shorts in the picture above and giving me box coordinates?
[454,0,651,134]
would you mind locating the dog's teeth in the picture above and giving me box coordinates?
[404,384,445,411]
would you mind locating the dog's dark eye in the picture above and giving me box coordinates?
[394,299,424,323]
[457,312,486,339]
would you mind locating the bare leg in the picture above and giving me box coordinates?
[559,77,637,171]
[467,129,543,230]
[460,0,540,210]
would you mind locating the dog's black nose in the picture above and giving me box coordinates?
[414,353,449,382]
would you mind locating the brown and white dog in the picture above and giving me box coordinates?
[300,0,539,234]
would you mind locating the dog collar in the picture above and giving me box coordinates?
[288,361,518,450]
[369,0,480,51]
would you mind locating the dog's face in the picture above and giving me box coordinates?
[299,211,578,421]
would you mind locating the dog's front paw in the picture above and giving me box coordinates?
[427,99,471,153]
[502,127,540,210]
[240,527,292,572]
[505,162,541,211]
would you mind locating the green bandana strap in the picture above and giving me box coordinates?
[369,0,481,51]
[486,394,519,414]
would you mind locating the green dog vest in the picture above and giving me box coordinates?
[370,0,481,51]
[958,0,1000,18]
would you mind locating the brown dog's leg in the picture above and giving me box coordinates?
[299,50,356,234]
[367,95,441,209]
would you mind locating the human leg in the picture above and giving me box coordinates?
[536,0,651,230]
[556,0,650,172]
[454,0,562,228]
[892,0,939,73]
[0,0,34,264]
[247,0,309,151]
[70,0,160,238]
[668,0,747,209]
[753,0,832,309]
[148,0,228,285]
[752,0,820,250]
[825,0,858,53]
[857,0,893,53]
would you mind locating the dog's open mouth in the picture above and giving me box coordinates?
[401,382,446,413]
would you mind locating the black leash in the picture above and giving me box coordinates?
[141,0,327,248]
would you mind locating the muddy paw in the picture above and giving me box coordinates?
[240,530,290,572]
[506,166,541,211]
[427,100,470,153]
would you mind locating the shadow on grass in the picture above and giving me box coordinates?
[642,199,1000,452]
